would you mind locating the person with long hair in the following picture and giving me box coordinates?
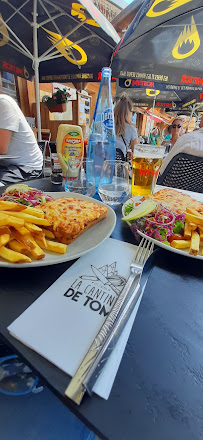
[114,93,138,160]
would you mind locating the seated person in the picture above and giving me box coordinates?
[149,127,160,145]
[159,115,203,175]
[0,94,43,185]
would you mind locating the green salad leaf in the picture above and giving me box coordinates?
[125,202,133,215]
[173,220,184,234]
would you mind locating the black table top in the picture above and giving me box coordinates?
[0,178,203,440]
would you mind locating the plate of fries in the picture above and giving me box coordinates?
[0,192,116,267]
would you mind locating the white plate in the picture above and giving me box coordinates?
[1,192,116,268]
[122,195,203,260]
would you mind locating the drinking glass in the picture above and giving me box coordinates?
[132,144,165,196]
[64,158,96,197]
[98,160,130,205]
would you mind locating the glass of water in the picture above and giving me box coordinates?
[98,160,130,205]
[64,158,96,197]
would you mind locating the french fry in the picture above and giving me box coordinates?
[2,211,50,226]
[8,239,30,255]
[25,234,45,259]
[0,233,10,247]
[36,238,67,254]
[15,226,29,235]
[11,230,35,251]
[0,246,31,263]
[40,228,55,239]
[186,207,202,217]
[186,213,203,226]
[0,201,25,211]
[170,240,191,249]
[0,212,24,227]
[0,226,10,235]
[24,222,42,233]
[188,222,197,231]
[198,229,203,240]
[22,207,44,218]
[33,231,47,247]
[189,231,200,256]
[197,224,203,232]
[184,222,192,239]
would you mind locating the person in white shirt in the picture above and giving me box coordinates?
[0,94,43,184]
[114,93,138,160]
[160,115,203,175]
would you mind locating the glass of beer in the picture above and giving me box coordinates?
[132,144,165,196]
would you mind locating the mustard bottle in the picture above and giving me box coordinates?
[56,124,84,179]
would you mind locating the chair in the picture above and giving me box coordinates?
[157,153,203,193]
[37,141,47,178]
[116,148,126,161]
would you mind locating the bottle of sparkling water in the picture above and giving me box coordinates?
[87,67,116,190]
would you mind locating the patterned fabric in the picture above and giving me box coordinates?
[158,153,203,193]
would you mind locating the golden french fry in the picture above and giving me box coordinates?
[25,234,45,260]
[0,246,31,263]
[40,228,55,239]
[170,240,191,249]
[0,201,25,211]
[197,224,203,232]
[186,213,203,226]
[188,222,197,231]
[0,212,24,227]
[186,207,203,217]
[2,211,50,226]
[36,238,67,254]
[0,233,10,247]
[24,222,42,233]
[8,239,30,255]
[15,226,29,235]
[22,207,44,218]
[0,226,10,235]
[33,232,47,247]
[189,231,200,256]
[12,230,35,251]
[198,229,203,240]
[184,222,192,239]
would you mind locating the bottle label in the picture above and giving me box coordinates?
[101,108,113,129]
[62,131,83,164]
[51,153,62,171]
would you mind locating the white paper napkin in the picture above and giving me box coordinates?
[8,238,144,400]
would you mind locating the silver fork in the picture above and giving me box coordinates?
[65,237,154,404]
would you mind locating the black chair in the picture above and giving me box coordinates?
[116,148,126,161]
[37,141,47,178]
[157,153,203,193]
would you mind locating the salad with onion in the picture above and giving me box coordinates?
[0,184,53,207]
[123,200,186,245]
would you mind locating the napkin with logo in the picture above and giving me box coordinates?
[8,238,142,400]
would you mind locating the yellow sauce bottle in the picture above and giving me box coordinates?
[56,124,84,179]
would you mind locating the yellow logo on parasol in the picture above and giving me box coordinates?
[172,16,200,59]
[146,89,160,96]
[43,28,87,66]
[147,0,192,17]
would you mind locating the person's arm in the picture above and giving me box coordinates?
[0,129,12,154]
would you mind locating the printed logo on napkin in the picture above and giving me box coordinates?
[64,262,126,317]
[8,238,139,399]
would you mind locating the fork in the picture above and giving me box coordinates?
[65,237,154,404]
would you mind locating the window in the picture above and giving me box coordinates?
[1,71,18,101]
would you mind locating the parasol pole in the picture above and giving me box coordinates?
[33,0,42,142]
[147,90,157,143]
[187,103,195,132]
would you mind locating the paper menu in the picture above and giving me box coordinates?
[8,238,142,399]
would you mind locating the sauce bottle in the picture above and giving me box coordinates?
[56,124,84,180]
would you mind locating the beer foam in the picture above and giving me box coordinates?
[133,152,163,159]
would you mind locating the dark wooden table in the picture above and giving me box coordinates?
[0,178,203,440]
